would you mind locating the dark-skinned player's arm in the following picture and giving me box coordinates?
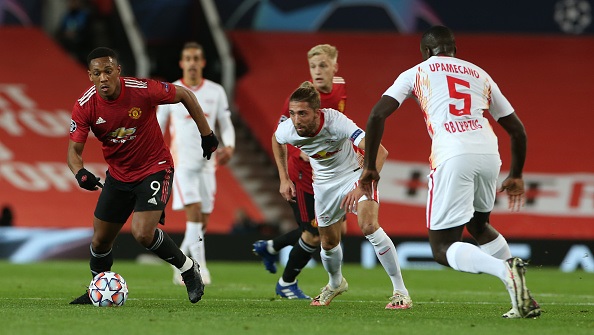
[497,112,527,211]
[67,140,103,191]
[359,95,401,198]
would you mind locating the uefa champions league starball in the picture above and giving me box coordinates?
[88,271,129,307]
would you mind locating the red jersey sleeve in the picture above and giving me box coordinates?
[147,79,177,105]
[69,93,92,143]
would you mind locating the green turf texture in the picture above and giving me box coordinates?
[1,260,592,334]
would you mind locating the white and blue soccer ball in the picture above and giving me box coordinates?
[88,271,128,307]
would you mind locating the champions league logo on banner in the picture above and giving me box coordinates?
[555,0,592,34]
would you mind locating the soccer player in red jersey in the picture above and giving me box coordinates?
[67,47,219,304]
[253,44,347,299]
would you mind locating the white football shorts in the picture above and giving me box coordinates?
[313,169,378,228]
[171,167,216,213]
[426,153,501,231]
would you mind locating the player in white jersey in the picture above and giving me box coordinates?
[273,82,411,309]
[356,25,540,318]
[157,42,235,285]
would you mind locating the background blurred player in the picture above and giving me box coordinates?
[253,44,347,299]
[68,47,219,304]
[157,42,235,286]
[273,82,411,309]
[357,25,540,318]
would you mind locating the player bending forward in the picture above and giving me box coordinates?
[272,81,411,309]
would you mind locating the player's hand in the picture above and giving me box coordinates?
[201,131,219,160]
[299,151,310,162]
[359,168,380,199]
[75,168,103,191]
[340,186,364,213]
[216,146,234,165]
[499,176,525,212]
[279,179,296,203]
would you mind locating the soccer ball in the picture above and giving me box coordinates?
[88,271,129,307]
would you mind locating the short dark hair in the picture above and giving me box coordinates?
[289,81,320,111]
[87,47,118,67]
[421,25,456,56]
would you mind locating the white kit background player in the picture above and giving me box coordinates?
[157,42,235,285]
[272,81,411,309]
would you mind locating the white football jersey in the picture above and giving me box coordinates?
[157,79,234,172]
[384,56,514,168]
[275,108,364,184]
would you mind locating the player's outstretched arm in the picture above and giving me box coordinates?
[364,95,399,170]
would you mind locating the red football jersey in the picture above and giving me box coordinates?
[280,77,347,193]
[70,77,177,182]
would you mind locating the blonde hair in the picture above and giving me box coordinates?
[289,81,321,111]
[307,44,338,62]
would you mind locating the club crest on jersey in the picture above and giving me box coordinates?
[128,107,142,119]
[108,127,137,143]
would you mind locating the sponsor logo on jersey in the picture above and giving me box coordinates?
[95,117,106,124]
[108,127,137,143]
[70,119,77,133]
[311,149,341,160]
[128,107,142,119]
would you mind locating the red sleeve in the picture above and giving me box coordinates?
[69,101,90,143]
[147,79,177,105]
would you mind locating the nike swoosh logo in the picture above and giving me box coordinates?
[379,247,391,256]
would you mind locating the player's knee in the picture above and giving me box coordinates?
[430,243,450,266]
[466,212,490,237]
[131,228,154,247]
[358,221,379,236]
[302,230,320,246]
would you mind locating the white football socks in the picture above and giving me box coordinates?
[479,234,511,260]
[366,228,408,295]
[320,244,343,289]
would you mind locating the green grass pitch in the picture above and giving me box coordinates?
[1,260,592,335]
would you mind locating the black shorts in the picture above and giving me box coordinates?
[94,168,173,224]
[289,186,319,236]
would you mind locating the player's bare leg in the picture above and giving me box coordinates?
[466,211,511,260]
